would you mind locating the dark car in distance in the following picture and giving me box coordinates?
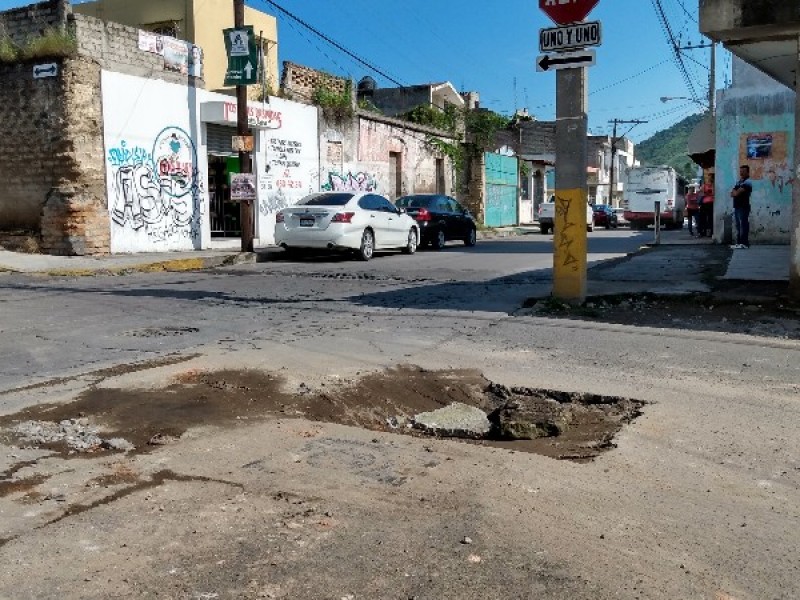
[394,194,477,249]
[592,204,619,229]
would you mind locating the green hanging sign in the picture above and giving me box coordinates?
[223,26,258,86]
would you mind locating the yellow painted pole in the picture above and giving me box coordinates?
[552,188,588,299]
[553,67,589,303]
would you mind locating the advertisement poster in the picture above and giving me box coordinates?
[162,37,189,74]
[138,30,162,55]
[231,173,257,201]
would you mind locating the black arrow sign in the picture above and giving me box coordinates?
[34,64,57,77]
[537,53,593,72]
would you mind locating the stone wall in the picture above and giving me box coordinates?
[40,57,109,255]
[0,1,205,254]
[0,0,68,46]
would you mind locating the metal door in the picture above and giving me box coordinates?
[484,153,518,227]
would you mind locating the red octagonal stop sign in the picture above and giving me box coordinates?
[540,0,600,25]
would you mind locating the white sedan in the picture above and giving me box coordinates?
[274,192,420,260]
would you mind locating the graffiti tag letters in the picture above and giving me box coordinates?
[107,126,201,243]
[321,171,378,192]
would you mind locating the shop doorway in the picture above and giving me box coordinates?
[205,123,242,240]
[208,155,241,238]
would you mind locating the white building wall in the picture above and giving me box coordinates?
[102,70,209,253]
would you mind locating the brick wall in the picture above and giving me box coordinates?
[281,61,350,105]
[0,0,68,46]
[72,14,203,87]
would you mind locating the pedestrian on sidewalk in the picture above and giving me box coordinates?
[686,187,700,235]
[730,165,752,249]
[698,180,714,237]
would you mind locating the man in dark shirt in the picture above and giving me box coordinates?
[730,165,752,249]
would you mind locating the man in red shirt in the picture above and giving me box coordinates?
[686,188,700,236]
[698,181,714,237]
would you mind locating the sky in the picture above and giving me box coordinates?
[1,0,730,143]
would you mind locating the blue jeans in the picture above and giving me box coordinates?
[734,207,750,246]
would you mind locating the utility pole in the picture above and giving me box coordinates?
[677,41,715,115]
[234,0,254,252]
[553,66,589,302]
[607,119,647,208]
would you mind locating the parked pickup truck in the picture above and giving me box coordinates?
[538,196,594,234]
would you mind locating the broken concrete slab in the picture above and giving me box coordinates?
[412,403,491,438]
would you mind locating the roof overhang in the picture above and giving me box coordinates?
[700,0,800,89]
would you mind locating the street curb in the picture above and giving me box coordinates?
[3,252,255,277]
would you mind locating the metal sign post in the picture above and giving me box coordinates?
[654,200,662,245]
[539,1,601,302]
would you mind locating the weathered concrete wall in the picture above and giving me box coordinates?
[319,111,453,202]
[715,60,795,244]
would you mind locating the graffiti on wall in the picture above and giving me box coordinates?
[107,126,202,243]
[321,171,378,192]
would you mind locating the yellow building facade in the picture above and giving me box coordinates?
[75,0,279,93]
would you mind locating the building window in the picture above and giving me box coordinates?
[144,21,181,38]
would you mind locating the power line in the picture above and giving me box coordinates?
[257,0,407,87]
[650,0,701,104]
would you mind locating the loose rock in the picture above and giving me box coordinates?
[412,403,491,438]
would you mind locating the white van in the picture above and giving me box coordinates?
[623,166,686,230]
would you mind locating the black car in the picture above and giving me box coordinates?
[394,194,477,249]
[591,204,619,229]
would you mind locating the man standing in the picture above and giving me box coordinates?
[730,165,752,249]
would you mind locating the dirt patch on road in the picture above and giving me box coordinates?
[0,366,643,464]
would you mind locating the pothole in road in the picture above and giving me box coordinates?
[0,366,644,468]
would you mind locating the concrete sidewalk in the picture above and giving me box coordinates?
[0,248,254,275]
[722,245,790,281]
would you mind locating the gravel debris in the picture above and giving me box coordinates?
[9,419,134,453]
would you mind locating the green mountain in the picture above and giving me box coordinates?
[635,112,706,179]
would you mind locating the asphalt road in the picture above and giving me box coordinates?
[0,229,798,599]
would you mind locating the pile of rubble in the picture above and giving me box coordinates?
[10,419,135,453]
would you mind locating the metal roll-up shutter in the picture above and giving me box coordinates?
[206,124,237,156]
